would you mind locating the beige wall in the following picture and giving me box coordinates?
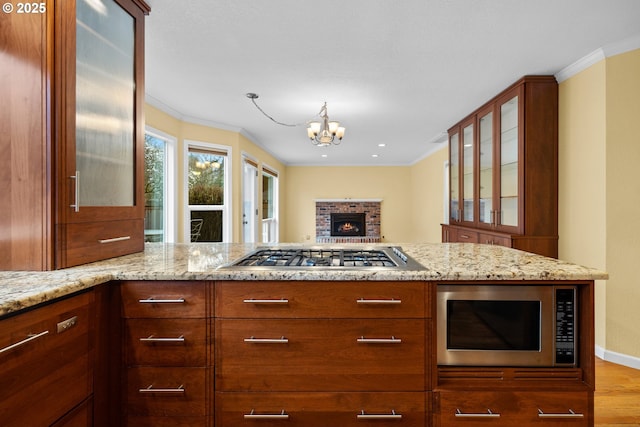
[559,48,640,361]
[409,147,448,243]
[558,61,608,349]
[604,49,640,358]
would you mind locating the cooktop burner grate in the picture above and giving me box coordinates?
[231,248,399,268]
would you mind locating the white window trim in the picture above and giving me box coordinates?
[145,126,177,243]
[183,140,232,243]
[261,162,280,243]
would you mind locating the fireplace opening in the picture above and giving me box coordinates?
[331,213,366,237]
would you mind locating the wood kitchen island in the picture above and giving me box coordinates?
[0,243,607,427]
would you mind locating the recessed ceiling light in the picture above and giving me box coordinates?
[321,154,328,158]
[372,154,379,158]
[378,143,386,147]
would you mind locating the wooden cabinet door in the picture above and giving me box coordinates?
[435,391,589,426]
[0,292,93,427]
[54,0,150,268]
[216,318,425,392]
[216,391,426,427]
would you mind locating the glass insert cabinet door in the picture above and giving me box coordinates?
[449,132,460,222]
[478,110,493,226]
[461,122,475,223]
[75,0,136,207]
[499,96,519,228]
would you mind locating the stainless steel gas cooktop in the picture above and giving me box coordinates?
[224,246,424,271]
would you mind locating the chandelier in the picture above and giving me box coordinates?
[246,93,345,147]
[306,102,345,147]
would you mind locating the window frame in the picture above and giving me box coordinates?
[144,126,176,243]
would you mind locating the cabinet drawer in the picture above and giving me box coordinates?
[216,281,426,318]
[124,416,208,427]
[436,391,589,426]
[122,281,207,318]
[125,318,208,366]
[126,367,207,416]
[0,292,93,427]
[216,391,426,427]
[61,219,144,267]
[478,232,512,247]
[451,228,479,243]
[216,318,425,391]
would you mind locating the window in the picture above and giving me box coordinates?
[144,128,175,242]
[262,166,279,243]
[186,142,231,242]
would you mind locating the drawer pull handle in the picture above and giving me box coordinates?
[357,409,402,420]
[0,330,49,354]
[138,298,186,304]
[139,335,185,343]
[98,236,131,244]
[244,409,289,420]
[357,336,402,344]
[243,298,289,304]
[455,409,500,418]
[244,336,289,344]
[139,384,184,394]
[357,298,401,305]
[538,409,584,418]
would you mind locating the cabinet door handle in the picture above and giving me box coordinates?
[139,384,185,394]
[243,298,289,304]
[455,409,500,418]
[70,171,80,212]
[0,330,49,355]
[244,409,289,420]
[139,335,185,343]
[357,336,402,344]
[357,298,401,305]
[244,336,289,344]
[357,410,402,419]
[537,409,584,418]
[98,236,131,244]
[138,297,186,304]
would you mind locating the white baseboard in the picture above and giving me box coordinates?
[595,345,640,370]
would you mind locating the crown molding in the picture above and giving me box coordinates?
[555,33,640,83]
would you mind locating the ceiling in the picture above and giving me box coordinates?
[144,0,640,166]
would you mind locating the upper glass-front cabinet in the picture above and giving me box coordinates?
[76,0,136,207]
[461,122,475,223]
[449,132,460,222]
[478,108,493,226]
[498,96,519,229]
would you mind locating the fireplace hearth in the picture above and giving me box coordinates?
[331,213,366,237]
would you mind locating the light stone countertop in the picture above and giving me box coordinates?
[0,242,608,317]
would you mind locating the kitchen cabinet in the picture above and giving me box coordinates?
[215,280,430,426]
[120,281,212,427]
[0,291,94,427]
[435,391,590,426]
[444,76,558,258]
[1,0,150,270]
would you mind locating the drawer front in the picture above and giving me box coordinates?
[478,233,512,247]
[451,228,479,243]
[216,318,425,391]
[216,281,427,318]
[126,367,207,417]
[125,318,208,366]
[122,281,207,318]
[60,219,144,268]
[216,391,426,427]
[436,391,589,426]
[0,292,93,427]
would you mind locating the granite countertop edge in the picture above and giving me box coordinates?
[0,243,608,317]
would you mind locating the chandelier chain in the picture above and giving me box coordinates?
[247,93,319,127]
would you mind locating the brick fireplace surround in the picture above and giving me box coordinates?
[315,200,381,243]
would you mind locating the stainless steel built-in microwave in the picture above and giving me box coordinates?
[437,284,577,367]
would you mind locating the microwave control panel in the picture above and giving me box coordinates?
[555,288,576,365]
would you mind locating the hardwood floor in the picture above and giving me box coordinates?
[595,357,640,426]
